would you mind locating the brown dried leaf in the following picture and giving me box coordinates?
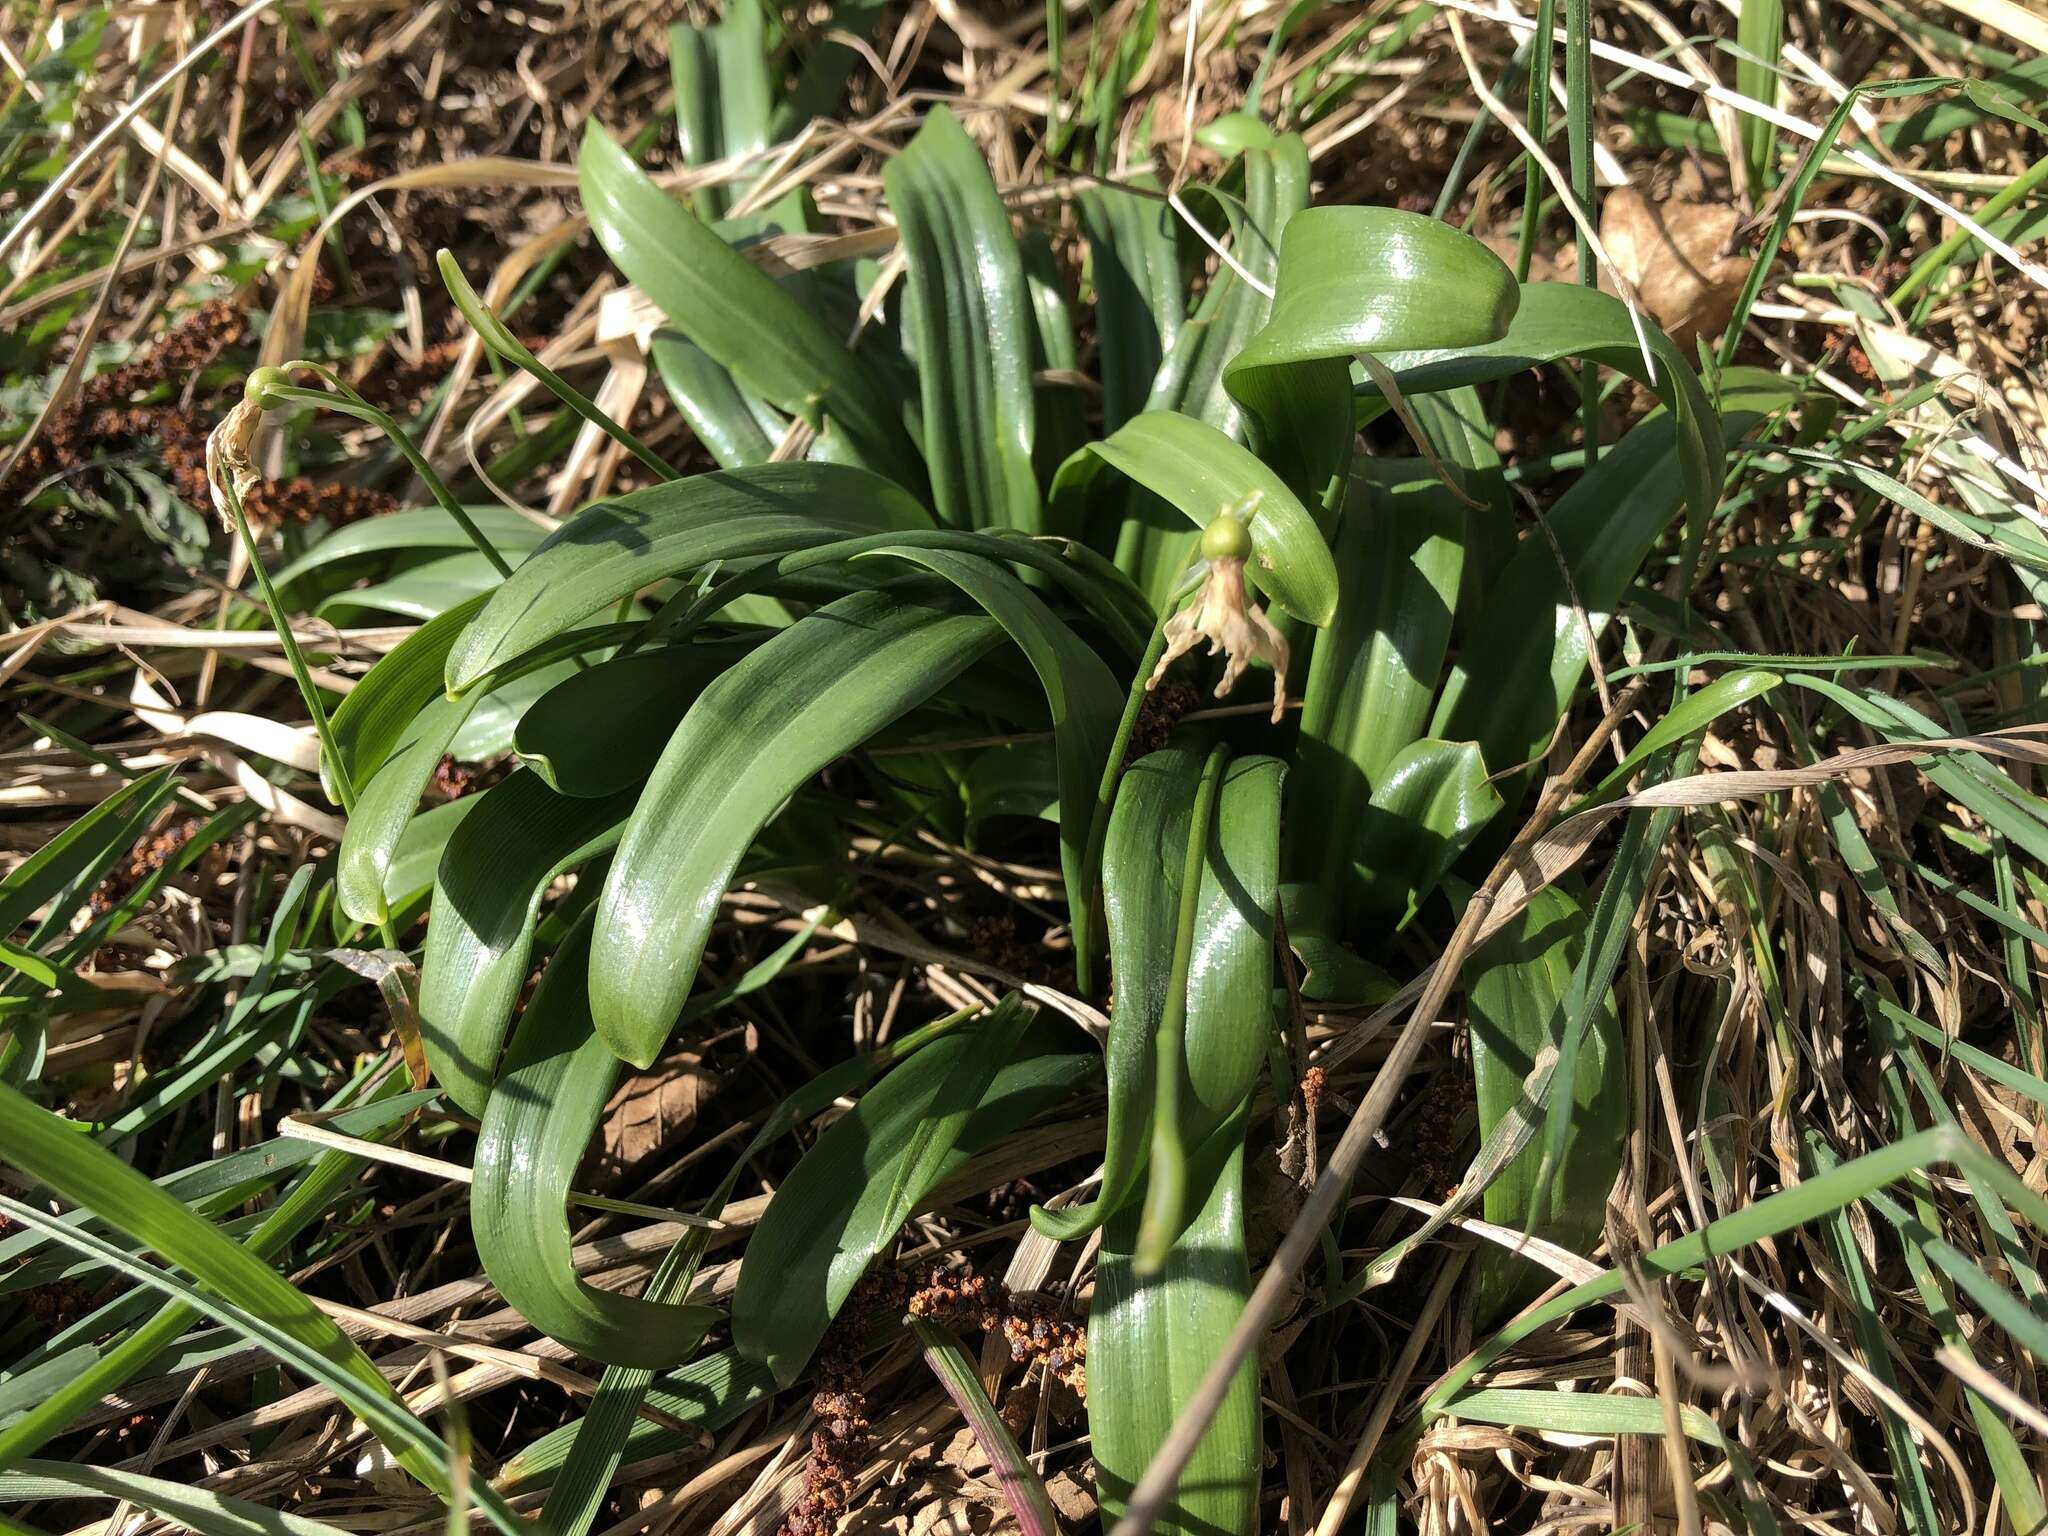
[587,1049,712,1187]
[1597,187,1753,353]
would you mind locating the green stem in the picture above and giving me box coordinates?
[265,368,513,578]
[220,473,358,815]
[1563,0,1598,464]
[1074,614,1174,997]
[1133,740,1231,1275]
[438,250,681,483]
[1513,0,1558,284]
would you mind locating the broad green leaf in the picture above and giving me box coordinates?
[1354,739,1502,925]
[515,641,756,797]
[579,122,918,482]
[592,587,1004,1067]
[1364,282,1725,546]
[324,593,487,799]
[854,545,1121,941]
[885,106,1040,533]
[418,770,636,1116]
[337,691,478,927]
[1226,205,1518,508]
[732,1004,1089,1384]
[473,914,722,1367]
[444,461,932,692]
[1292,461,1463,904]
[1051,411,1338,626]
[1082,178,1182,430]
[1099,136,1307,605]
[1465,884,1624,1322]
[1032,746,1282,1241]
[1089,1118,1259,1536]
[267,505,547,594]
[0,1082,431,1487]
[669,2,787,230]
[651,332,784,469]
[318,552,502,623]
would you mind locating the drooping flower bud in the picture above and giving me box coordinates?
[1146,497,1291,724]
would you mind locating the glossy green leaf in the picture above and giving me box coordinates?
[1032,746,1282,1241]
[1082,178,1182,431]
[579,121,917,482]
[445,461,931,692]
[515,642,754,797]
[1089,1117,1259,1536]
[267,505,547,594]
[885,106,1040,532]
[319,552,502,624]
[592,587,1004,1067]
[325,594,487,799]
[1291,461,1463,903]
[855,545,1121,938]
[337,691,478,927]
[1354,739,1502,925]
[1051,411,1338,626]
[1465,885,1625,1322]
[1363,282,1724,547]
[473,914,722,1367]
[651,332,784,469]
[733,1002,1089,1384]
[1227,205,1518,507]
[418,770,636,1117]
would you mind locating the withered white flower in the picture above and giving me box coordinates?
[1146,497,1291,724]
[205,366,290,529]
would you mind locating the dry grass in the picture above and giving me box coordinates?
[2,1,2047,1534]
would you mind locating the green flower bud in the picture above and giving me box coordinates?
[1200,509,1253,564]
[243,366,292,409]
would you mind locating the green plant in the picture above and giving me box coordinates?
[275,69,1759,1527]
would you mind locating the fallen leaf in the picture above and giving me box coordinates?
[586,1049,712,1187]
[1597,187,1752,352]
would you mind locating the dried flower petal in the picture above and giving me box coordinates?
[1146,545,1291,724]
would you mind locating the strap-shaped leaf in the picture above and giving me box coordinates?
[1363,282,1724,545]
[324,593,487,801]
[1224,204,1518,510]
[338,691,479,927]
[1050,411,1338,627]
[579,122,917,483]
[1031,746,1282,1241]
[1089,1116,1259,1536]
[1465,885,1623,1323]
[592,587,1004,1067]
[650,332,785,469]
[515,641,758,797]
[732,1000,1089,1385]
[472,914,722,1367]
[1291,461,1464,903]
[852,545,1121,941]
[1353,738,1502,925]
[884,106,1040,533]
[419,769,637,1117]
[444,462,931,692]
[1081,178,1183,431]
